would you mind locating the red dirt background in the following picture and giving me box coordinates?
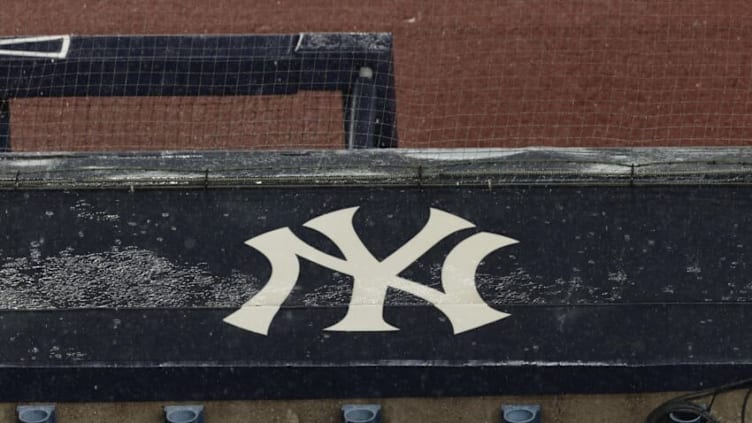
[3,0,752,150]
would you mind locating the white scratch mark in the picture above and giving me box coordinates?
[294,33,305,52]
[0,35,71,59]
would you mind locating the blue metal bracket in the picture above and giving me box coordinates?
[164,405,204,423]
[502,404,541,423]
[342,404,382,423]
[17,404,56,423]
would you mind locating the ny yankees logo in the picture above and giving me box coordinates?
[223,207,518,335]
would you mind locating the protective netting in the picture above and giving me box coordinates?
[2,0,752,151]
[9,94,344,151]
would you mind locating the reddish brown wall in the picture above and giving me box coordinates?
[4,1,752,149]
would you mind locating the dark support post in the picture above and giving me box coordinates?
[0,98,9,152]
[345,67,378,149]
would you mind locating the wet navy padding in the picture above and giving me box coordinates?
[0,148,750,401]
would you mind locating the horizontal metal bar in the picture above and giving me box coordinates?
[0,34,393,97]
[2,148,752,189]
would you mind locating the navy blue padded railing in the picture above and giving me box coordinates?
[0,33,398,151]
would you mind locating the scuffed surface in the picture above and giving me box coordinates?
[0,246,260,309]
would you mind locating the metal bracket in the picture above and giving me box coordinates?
[0,33,398,151]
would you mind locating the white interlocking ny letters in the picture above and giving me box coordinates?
[224,207,518,335]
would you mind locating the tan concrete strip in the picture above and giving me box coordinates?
[3,391,750,423]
